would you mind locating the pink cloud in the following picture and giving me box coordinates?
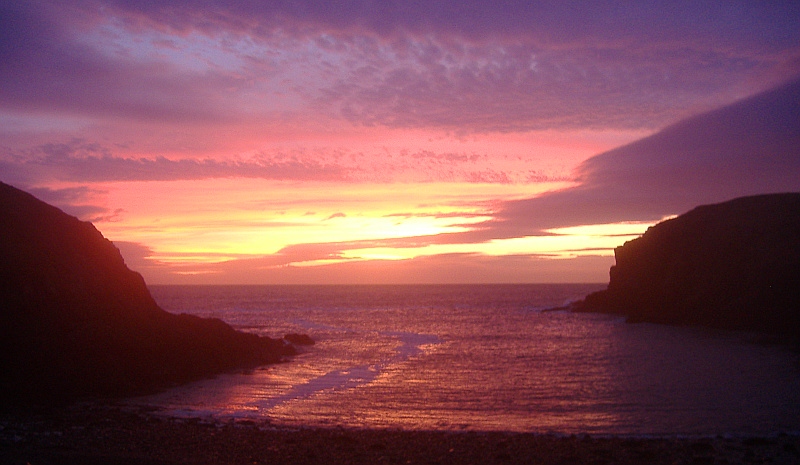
[0,136,578,186]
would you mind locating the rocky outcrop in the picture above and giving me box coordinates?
[575,194,800,337]
[0,182,300,403]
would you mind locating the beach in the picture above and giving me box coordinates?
[2,404,798,465]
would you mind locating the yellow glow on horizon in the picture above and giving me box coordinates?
[71,175,662,282]
[96,178,563,263]
[172,270,221,276]
[280,259,350,268]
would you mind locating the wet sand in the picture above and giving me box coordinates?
[2,404,798,465]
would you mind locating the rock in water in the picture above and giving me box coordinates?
[576,194,800,337]
[0,182,295,403]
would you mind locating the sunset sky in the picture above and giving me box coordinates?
[2,1,799,284]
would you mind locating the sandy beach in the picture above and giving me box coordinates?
[2,404,798,465]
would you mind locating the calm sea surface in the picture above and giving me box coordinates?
[130,284,800,435]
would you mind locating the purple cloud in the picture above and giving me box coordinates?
[88,1,800,131]
[0,3,242,124]
[2,0,799,136]
[474,77,800,236]
[20,184,119,221]
[0,139,568,185]
[86,1,800,48]
[0,139,349,183]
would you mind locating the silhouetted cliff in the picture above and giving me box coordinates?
[0,182,298,403]
[575,194,800,336]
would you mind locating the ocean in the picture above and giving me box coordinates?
[129,284,800,436]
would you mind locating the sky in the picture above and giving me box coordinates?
[2,1,799,284]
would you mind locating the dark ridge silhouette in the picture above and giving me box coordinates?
[574,194,800,337]
[0,181,304,403]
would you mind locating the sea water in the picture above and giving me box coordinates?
[128,284,800,435]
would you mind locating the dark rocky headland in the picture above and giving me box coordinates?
[575,193,800,338]
[0,181,301,403]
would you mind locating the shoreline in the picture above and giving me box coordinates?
[2,404,799,465]
[130,403,800,441]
